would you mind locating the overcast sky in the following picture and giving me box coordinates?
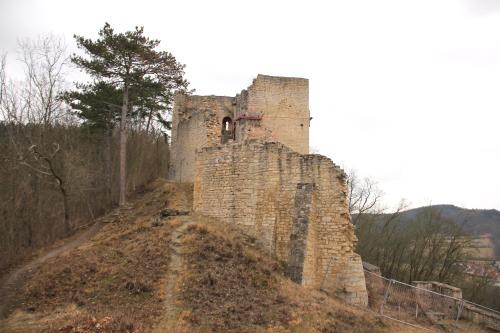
[1,0,499,210]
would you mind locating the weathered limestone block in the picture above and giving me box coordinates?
[173,74,367,306]
[170,94,235,182]
[412,280,500,329]
[287,183,315,284]
[170,74,310,182]
[321,254,369,306]
[363,262,384,309]
[193,140,368,306]
[235,75,309,154]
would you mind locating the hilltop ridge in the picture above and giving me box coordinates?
[399,205,500,259]
[0,179,405,333]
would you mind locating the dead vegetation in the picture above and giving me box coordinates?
[0,124,170,278]
[177,220,391,333]
[179,223,291,332]
[0,180,185,333]
[2,179,411,333]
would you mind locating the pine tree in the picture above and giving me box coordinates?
[64,81,122,130]
[71,23,189,206]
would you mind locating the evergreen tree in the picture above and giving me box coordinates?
[71,23,189,206]
[63,81,123,205]
[64,81,122,130]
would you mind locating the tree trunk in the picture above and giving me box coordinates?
[59,181,70,234]
[119,84,129,206]
[42,154,70,235]
[145,107,153,133]
[104,127,112,206]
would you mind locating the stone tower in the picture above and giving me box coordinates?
[169,74,369,306]
[170,74,310,182]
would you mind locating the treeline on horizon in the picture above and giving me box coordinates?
[0,24,188,272]
[348,172,500,311]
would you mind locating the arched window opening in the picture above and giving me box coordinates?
[223,117,231,131]
[221,116,233,144]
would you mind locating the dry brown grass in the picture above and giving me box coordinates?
[0,126,170,278]
[178,222,290,332]
[177,220,394,333]
[0,179,437,333]
[0,179,186,333]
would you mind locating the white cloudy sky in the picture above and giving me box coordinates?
[1,0,499,210]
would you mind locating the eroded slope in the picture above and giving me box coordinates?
[0,179,408,333]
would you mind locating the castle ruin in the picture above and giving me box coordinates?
[170,74,368,306]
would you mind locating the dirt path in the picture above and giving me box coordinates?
[0,220,106,319]
[154,216,193,332]
[0,201,139,319]
[0,181,193,325]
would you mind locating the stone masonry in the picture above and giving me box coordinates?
[170,74,309,182]
[170,74,368,306]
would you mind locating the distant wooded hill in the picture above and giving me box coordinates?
[399,205,500,260]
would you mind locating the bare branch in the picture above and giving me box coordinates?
[16,35,70,126]
[346,169,385,223]
[19,160,52,176]
[0,53,6,108]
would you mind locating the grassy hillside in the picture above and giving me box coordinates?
[0,179,409,333]
[0,179,184,332]
[176,221,391,333]
[465,234,496,260]
[400,205,500,259]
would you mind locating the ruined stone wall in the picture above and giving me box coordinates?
[170,75,311,183]
[236,75,310,154]
[193,140,368,305]
[412,281,500,330]
[412,281,463,299]
[170,94,235,182]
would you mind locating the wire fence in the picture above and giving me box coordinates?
[363,269,500,332]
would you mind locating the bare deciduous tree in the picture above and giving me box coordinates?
[1,36,72,236]
[1,36,69,126]
[19,143,70,232]
[17,35,69,127]
[356,205,472,285]
[346,170,470,284]
[0,53,6,107]
[346,169,384,224]
[0,34,171,275]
